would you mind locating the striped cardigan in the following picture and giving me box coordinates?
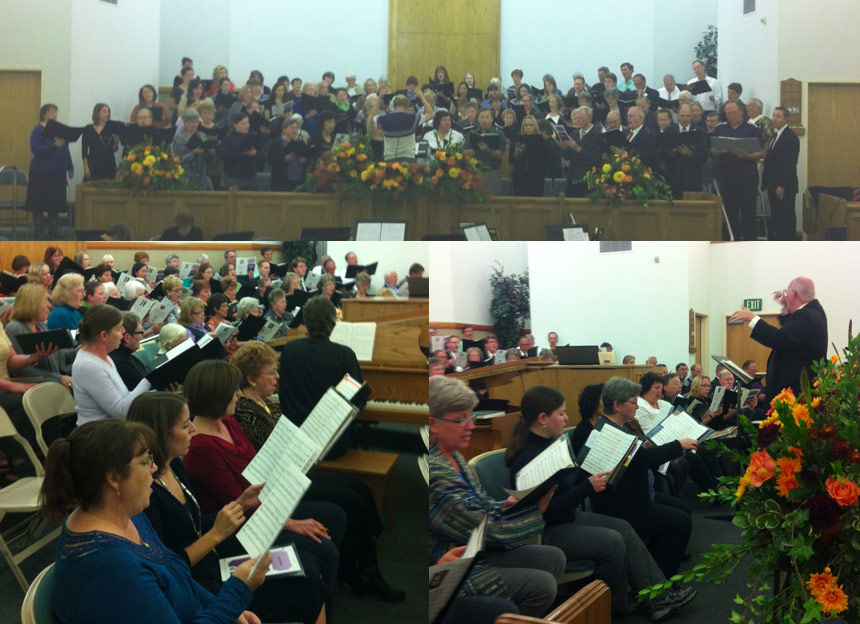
[429,446,546,597]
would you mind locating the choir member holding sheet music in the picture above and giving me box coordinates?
[41,419,272,624]
[181,360,345,615]
[109,313,150,391]
[25,104,74,239]
[128,393,328,624]
[220,112,260,190]
[428,376,568,618]
[504,385,691,619]
[231,342,403,602]
[592,378,696,578]
[510,116,550,197]
[82,103,120,181]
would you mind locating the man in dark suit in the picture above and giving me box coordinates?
[761,106,800,240]
[730,276,827,403]
[633,73,661,111]
[561,105,607,197]
[662,104,707,199]
[624,107,659,169]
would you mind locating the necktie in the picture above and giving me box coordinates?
[681,126,687,133]
[627,131,633,142]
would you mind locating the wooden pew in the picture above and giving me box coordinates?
[494,580,611,624]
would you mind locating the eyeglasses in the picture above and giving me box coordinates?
[132,452,155,468]
[260,370,278,377]
[437,413,477,427]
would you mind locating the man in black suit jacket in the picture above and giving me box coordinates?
[561,106,607,197]
[633,74,661,110]
[730,276,827,403]
[761,106,800,240]
[624,107,659,169]
[662,104,707,199]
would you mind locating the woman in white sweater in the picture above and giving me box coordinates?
[72,304,151,425]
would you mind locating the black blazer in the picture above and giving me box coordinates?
[625,127,659,169]
[750,299,828,402]
[564,124,607,183]
[662,126,707,192]
[761,127,799,193]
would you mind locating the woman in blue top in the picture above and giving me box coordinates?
[41,418,271,624]
[47,273,85,330]
[25,103,74,238]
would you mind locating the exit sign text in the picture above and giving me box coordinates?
[744,298,762,311]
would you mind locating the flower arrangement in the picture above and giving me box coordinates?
[583,151,673,209]
[114,142,190,192]
[640,325,860,622]
[426,146,488,203]
[301,136,490,204]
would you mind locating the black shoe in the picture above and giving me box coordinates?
[649,586,696,622]
[344,563,406,602]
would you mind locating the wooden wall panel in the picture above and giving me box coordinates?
[0,241,85,273]
[808,84,860,187]
[388,0,500,92]
[0,71,41,174]
[726,314,780,383]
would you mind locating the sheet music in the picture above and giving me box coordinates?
[429,558,473,624]
[335,374,363,400]
[463,224,492,241]
[515,436,575,491]
[179,262,197,279]
[236,257,256,275]
[257,319,280,342]
[130,297,156,320]
[709,385,726,413]
[116,272,131,293]
[300,388,355,453]
[740,388,760,408]
[148,301,173,324]
[355,222,381,241]
[649,412,710,446]
[562,227,588,241]
[146,266,158,283]
[462,516,488,559]
[0,298,15,316]
[380,222,406,241]
[580,424,637,475]
[243,416,321,495]
[236,462,310,559]
[493,351,506,365]
[214,322,236,344]
[329,321,376,361]
[430,335,447,353]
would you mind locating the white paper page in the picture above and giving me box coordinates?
[102,281,117,297]
[257,319,280,342]
[304,272,321,290]
[380,222,406,241]
[116,272,131,293]
[215,322,237,344]
[0,298,15,316]
[562,227,588,242]
[300,388,354,453]
[165,338,195,361]
[454,352,467,369]
[146,266,158,283]
[355,222,382,241]
[243,416,321,493]
[649,412,710,446]
[179,262,197,279]
[493,351,506,365]
[237,463,310,559]
[580,425,636,475]
[148,301,173,324]
[515,437,575,491]
[329,321,376,361]
[462,516,488,559]
[335,374,362,401]
[430,335,447,353]
[709,385,726,413]
[130,297,156,320]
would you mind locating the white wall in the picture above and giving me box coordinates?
[159,0,231,89]
[0,0,73,124]
[69,1,161,187]
[326,241,428,295]
[500,0,716,93]
[429,242,528,325]
[527,242,691,362]
[717,0,780,108]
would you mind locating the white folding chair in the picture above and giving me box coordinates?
[0,406,61,590]
[22,382,77,457]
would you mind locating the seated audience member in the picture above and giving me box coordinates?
[235,296,262,322]
[46,273,85,330]
[181,360,347,613]
[109,312,149,391]
[192,279,211,303]
[570,384,603,455]
[635,372,669,434]
[179,296,209,341]
[377,92,434,161]
[263,289,293,338]
[72,305,151,425]
[81,281,107,311]
[161,210,203,241]
[622,355,636,365]
[591,378,695,577]
[429,376,566,617]
[6,284,75,386]
[205,293,231,332]
[127,393,328,624]
[231,342,403,601]
[505,385,696,619]
[156,322,187,356]
[41,419,270,624]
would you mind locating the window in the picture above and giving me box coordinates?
[743,0,756,15]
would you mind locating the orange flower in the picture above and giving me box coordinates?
[623,175,633,183]
[747,449,776,488]
[446,158,456,166]
[830,355,839,364]
[735,472,751,499]
[435,151,445,160]
[807,568,837,596]
[775,456,802,498]
[771,388,796,409]
[787,445,803,458]
[825,475,860,507]
[811,396,822,409]
[356,153,367,162]
[815,583,848,615]
[621,164,630,172]
[791,403,812,427]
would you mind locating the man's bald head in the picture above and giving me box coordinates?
[789,277,815,302]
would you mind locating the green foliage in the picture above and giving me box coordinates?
[695,25,719,77]
[488,263,529,350]
[281,241,317,267]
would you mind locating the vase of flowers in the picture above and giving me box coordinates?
[583,151,673,210]
[426,146,489,204]
[641,324,860,622]
[114,142,190,193]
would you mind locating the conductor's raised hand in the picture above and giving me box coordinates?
[588,471,611,493]
[729,305,755,323]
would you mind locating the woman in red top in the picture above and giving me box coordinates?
[130,84,170,129]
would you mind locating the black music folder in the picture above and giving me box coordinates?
[344,262,378,278]
[301,94,331,113]
[42,120,85,143]
[602,129,627,149]
[468,133,502,151]
[687,80,712,96]
[0,272,27,295]
[14,329,76,354]
[236,314,266,342]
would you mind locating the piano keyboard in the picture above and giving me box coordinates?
[360,400,429,426]
[364,400,429,414]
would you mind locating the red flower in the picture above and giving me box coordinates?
[808,427,821,441]
[821,426,837,438]
[833,439,852,456]
[757,423,780,447]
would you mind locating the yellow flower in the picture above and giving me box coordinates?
[735,472,751,499]
[449,167,462,178]
[130,163,144,175]
[644,172,651,179]
[143,155,156,167]
[176,166,184,176]
[455,153,462,160]
[612,171,625,183]
[602,164,612,173]
[811,396,822,409]
[791,403,812,427]
[361,169,371,181]
[160,153,168,160]
[759,411,783,429]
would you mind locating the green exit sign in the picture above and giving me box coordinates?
[744,298,762,311]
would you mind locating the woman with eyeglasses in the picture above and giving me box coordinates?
[72,305,152,426]
[42,418,271,624]
[429,375,567,618]
[179,297,209,342]
[504,384,695,620]
[108,312,149,392]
